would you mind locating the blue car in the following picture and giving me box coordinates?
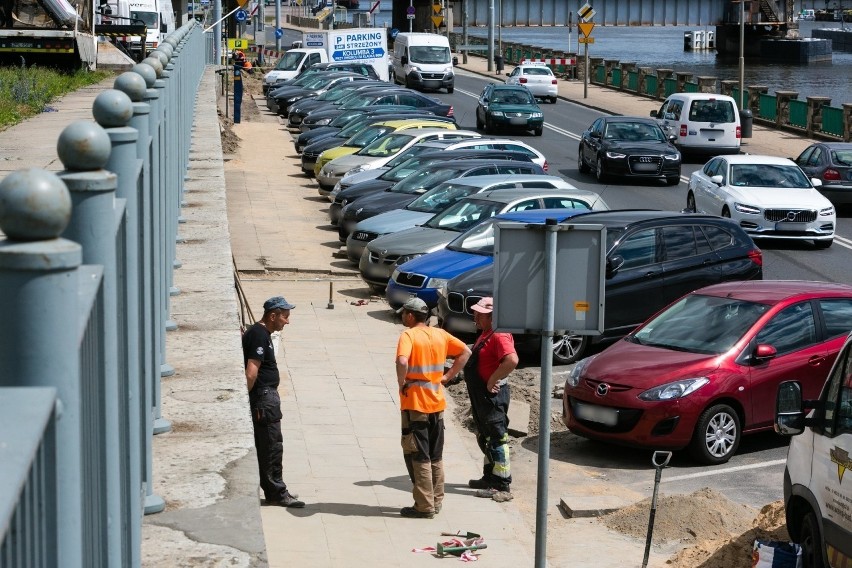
[385,209,588,309]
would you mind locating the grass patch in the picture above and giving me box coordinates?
[0,65,112,130]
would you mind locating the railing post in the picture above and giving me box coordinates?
[674,71,693,93]
[775,90,799,127]
[748,85,769,119]
[131,60,167,515]
[655,68,672,99]
[57,119,121,568]
[806,96,831,137]
[620,62,636,91]
[697,76,718,93]
[0,168,84,566]
[637,66,651,96]
[843,103,852,142]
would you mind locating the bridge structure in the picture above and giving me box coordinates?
[391,0,791,30]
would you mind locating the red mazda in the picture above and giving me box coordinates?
[562,280,852,464]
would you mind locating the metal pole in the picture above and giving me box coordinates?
[409,0,413,32]
[534,219,558,568]
[275,0,281,51]
[738,0,745,109]
[583,39,588,98]
[213,0,221,63]
[462,0,468,63]
[498,0,501,55]
[487,0,494,72]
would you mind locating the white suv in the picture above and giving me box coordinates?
[505,62,558,104]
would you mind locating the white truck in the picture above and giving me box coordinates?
[128,0,175,59]
[0,0,97,68]
[775,333,852,568]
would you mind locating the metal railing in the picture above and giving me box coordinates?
[0,19,204,568]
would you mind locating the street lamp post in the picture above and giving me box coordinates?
[738,0,745,110]
[498,0,502,56]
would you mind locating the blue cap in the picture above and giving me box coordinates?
[263,296,295,311]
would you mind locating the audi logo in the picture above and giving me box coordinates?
[639,157,653,163]
[596,383,610,396]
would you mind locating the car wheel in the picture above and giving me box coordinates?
[595,155,608,182]
[814,239,833,249]
[550,96,557,104]
[578,146,590,173]
[686,192,696,213]
[485,116,494,134]
[405,75,413,89]
[367,283,385,295]
[447,86,454,94]
[476,112,484,130]
[800,511,825,568]
[689,404,741,464]
[534,126,543,136]
[721,205,731,218]
[666,176,680,186]
[551,334,589,365]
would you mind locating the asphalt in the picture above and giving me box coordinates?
[0,43,817,567]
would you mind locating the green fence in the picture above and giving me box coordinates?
[612,68,622,88]
[789,99,808,128]
[759,93,777,121]
[664,78,676,97]
[684,82,699,93]
[646,75,658,96]
[595,64,605,83]
[627,71,638,92]
[822,106,844,137]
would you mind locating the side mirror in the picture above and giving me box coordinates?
[452,56,458,66]
[775,381,805,436]
[606,255,624,277]
[401,55,408,65]
[710,174,724,186]
[668,134,677,143]
[160,22,167,32]
[589,131,601,139]
[650,110,659,118]
[753,343,777,363]
[811,178,823,188]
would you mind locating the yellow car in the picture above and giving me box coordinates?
[313,119,457,176]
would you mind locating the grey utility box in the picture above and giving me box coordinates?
[492,222,606,335]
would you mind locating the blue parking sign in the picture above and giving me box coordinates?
[274,27,283,39]
[390,28,399,39]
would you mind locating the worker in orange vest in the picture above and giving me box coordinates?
[232,50,253,124]
[395,297,471,518]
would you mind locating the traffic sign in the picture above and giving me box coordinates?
[274,27,283,39]
[432,2,441,14]
[332,47,385,61]
[390,28,399,39]
[368,0,380,14]
[235,8,247,21]
[407,13,415,19]
[406,5,415,15]
[227,38,249,50]
[578,2,595,22]
[431,15,443,27]
[578,36,595,44]
[578,21,595,37]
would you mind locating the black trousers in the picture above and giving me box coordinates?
[465,375,511,483]
[250,387,287,501]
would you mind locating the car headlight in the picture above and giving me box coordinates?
[820,206,835,216]
[566,355,595,388]
[491,111,504,117]
[314,118,331,126]
[391,268,401,281]
[664,153,681,161]
[395,253,423,266]
[605,151,627,159]
[409,65,421,72]
[734,203,761,215]
[345,165,366,176]
[340,198,347,206]
[426,277,448,290]
[531,112,543,118]
[638,378,709,401]
[286,95,300,102]
[443,66,452,74]
[332,182,342,193]
[319,166,329,177]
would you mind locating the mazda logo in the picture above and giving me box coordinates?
[786,211,797,221]
[596,383,610,397]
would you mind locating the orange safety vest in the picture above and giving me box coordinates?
[397,326,466,413]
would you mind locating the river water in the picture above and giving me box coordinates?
[356,3,851,105]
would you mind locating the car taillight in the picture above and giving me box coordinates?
[736,126,741,139]
[543,160,548,172]
[551,79,558,84]
[748,248,763,266]
[519,77,527,83]
[679,124,687,137]
[823,168,841,181]
[447,106,454,117]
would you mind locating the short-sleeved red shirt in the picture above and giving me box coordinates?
[475,332,516,383]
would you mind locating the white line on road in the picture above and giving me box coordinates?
[661,459,787,483]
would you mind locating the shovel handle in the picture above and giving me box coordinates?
[652,451,672,468]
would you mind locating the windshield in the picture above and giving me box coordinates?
[604,121,666,142]
[381,157,442,182]
[346,126,395,148]
[357,132,416,157]
[492,89,535,105]
[130,10,158,26]
[409,45,451,64]
[423,199,502,232]
[391,167,467,195]
[446,218,497,255]
[274,51,305,71]
[630,294,769,354]
[406,181,480,214]
[338,117,375,138]
[729,164,811,188]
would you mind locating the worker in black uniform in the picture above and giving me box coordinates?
[242,296,305,508]
[232,50,253,124]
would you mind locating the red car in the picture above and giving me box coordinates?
[562,280,852,464]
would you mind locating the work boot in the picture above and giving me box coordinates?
[468,476,510,492]
[412,461,435,515]
[267,491,305,508]
[400,506,434,519]
[431,461,445,515]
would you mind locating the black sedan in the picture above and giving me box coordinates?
[794,142,852,205]
[578,116,682,185]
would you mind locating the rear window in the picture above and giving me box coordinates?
[523,67,553,76]
[688,100,736,123]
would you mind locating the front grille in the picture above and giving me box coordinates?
[464,295,485,314]
[303,151,320,160]
[764,209,817,222]
[507,112,531,118]
[353,231,378,242]
[447,292,465,313]
[627,155,663,174]
[290,116,302,124]
[333,197,345,206]
[421,72,444,80]
[395,271,427,288]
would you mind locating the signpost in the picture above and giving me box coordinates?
[578,13,595,99]
[406,3,414,32]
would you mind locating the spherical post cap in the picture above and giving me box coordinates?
[114,72,147,101]
[56,121,112,171]
[131,63,157,87]
[93,89,134,127]
[158,44,173,59]
[0,168,72,240]
[141,57,164,77]
[165,37,178,48]
[151,49,169,67]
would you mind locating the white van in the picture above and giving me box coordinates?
[391,32,454,94]
[263,48,328,88]
[775,333,852,568]
[651,93,741,155]
[129,0,175,55]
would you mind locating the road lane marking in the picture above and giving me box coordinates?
[660,459,787,483]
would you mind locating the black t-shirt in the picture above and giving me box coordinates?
[242,322,280,390]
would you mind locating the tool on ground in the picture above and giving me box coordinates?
[327,281,334,309]
[441,531,481,539]
[641,450,672,568]
[437,541,487,558]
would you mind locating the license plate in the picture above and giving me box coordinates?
[509,117,528,125]
[775,222,808,231]
[573,401,618,426]
[633,163,658,172]
[390,289,415,304]
[344,222,356,234]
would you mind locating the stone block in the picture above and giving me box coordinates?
[508,399,530,437]
[558,494,634,518]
